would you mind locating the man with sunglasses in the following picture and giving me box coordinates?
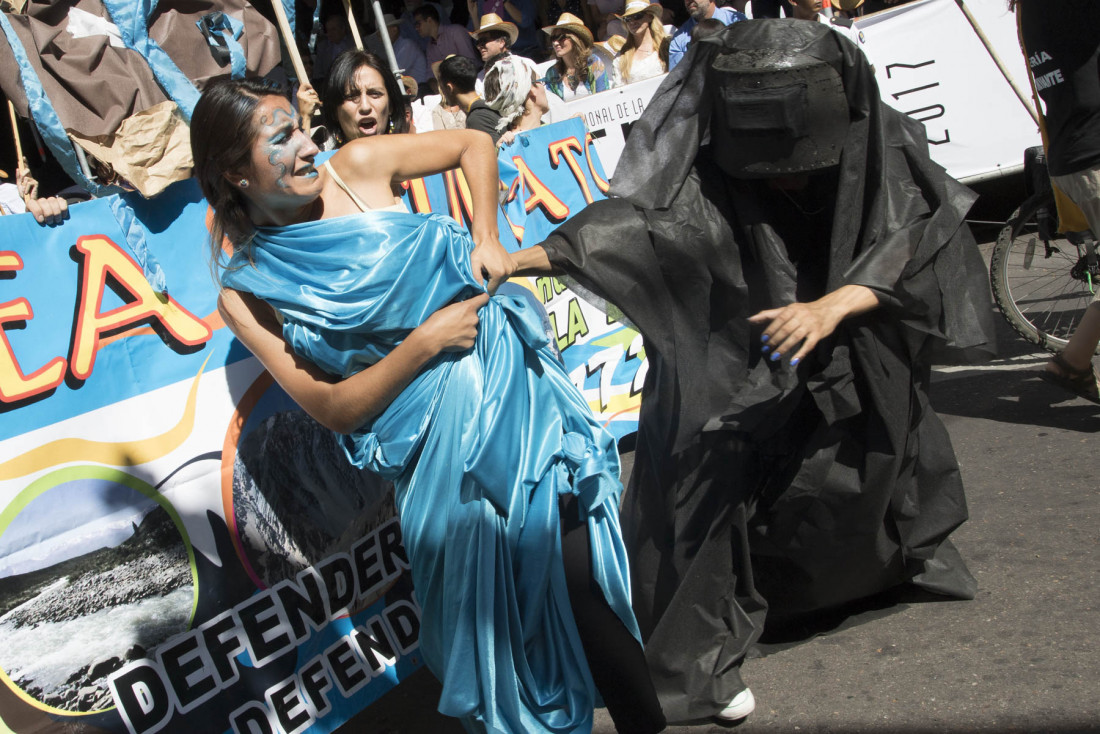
[469,13,538,94]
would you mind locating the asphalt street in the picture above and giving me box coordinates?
[347,226,1100,734]
[621,258,1100,734]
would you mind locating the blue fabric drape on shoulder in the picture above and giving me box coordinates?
[221,209,637,734]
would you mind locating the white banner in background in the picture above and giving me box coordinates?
[858,0,1041,182]
[551,75,666,178]
[551,0,1041,182]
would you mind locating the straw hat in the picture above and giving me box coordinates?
[831,0,864,9]
[380,12,402,27]
[616,0,661,20]
[471,13,519,45]
[599,34,627,54]
[542,12,594,47]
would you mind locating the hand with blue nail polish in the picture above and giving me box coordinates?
[747,285,880,367]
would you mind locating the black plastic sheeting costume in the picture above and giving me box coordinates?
[538,20,996,722]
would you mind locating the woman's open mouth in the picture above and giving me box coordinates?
[358,118,379,136]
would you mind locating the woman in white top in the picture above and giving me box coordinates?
[612,0,669,86]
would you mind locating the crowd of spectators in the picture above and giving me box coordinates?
[1,0,917,218]
[278,0,912,147]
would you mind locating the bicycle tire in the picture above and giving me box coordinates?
[990,204,1099,354]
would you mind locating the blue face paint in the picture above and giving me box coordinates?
[259,106,316,189]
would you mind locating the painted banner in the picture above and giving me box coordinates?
[401,120,645,440]
[0,117,643,734]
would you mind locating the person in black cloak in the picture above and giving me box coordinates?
[511,18,996,723]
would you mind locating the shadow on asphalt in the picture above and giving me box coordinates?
[751,585,960,656]
[931,369,1100,432]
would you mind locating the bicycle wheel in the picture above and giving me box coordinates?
[990,204,1099,354]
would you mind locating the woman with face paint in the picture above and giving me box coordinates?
[192,78,666,734]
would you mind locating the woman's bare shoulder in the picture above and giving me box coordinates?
[218,287,277,331]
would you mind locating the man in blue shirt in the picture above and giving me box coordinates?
[668,0,746,68]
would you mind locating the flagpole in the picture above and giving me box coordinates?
[371,0,401,78]
[8,100,24,170]
[955,0,1038,125]
[270,0,310,85]
[342,0,364,51]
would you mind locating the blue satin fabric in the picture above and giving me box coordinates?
[221,210,639,733]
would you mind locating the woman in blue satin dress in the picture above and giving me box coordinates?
[191,79,664,734]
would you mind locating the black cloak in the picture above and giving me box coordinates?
[539,19,996,722]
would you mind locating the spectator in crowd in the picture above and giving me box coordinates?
[1016,0,1100,402]
[611,0,669,86]
[399,0,445,52]
[400,75,420,131]
[438,54,504,143]
[542,13,612,100]
[382,13,432,89]
[668,0,745,68]
[786,0,867,51]
[427,58,467,130]
[298,51,410,150]
[467,0,540,58]
[415,4,479,67]
[482,53,551,145]
[313,13,356,82]
[431,95,468,129]
[470,13,537,93]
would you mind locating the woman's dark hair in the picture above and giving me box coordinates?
[321,50,410,142]
[191,77,283,267]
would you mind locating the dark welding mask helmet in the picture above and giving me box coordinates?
[709,47,849,179]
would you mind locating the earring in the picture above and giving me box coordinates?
[238,179,249,188]
[388,119,395,133]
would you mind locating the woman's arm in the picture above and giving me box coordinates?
[747,284,880,366]
[335,130,515,290]
[219,288,489,434]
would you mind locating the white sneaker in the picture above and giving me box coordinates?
[715,687,755,721]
